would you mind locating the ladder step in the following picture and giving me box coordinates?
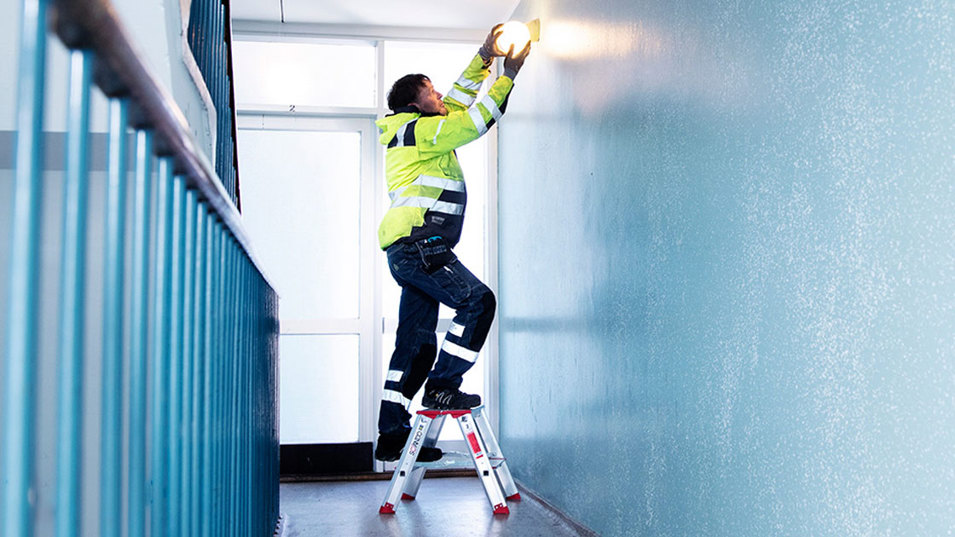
[413,451,508,470]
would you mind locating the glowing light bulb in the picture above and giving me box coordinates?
[496,21,531,53]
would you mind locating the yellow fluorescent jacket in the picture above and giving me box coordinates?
[376,53,515,250]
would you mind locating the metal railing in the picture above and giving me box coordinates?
[1,0,279,535]
[188,0,240,207]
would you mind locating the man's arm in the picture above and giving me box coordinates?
[418,41,531,155]
[443,54,493,113]
[443,25,504,112]
[417,74,514,155]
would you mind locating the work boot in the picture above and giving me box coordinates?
[374,430,442,462]
[422,386,481,410]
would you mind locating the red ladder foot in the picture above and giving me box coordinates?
[401,493,415,501]
[506,493,521,501]
[493,504,510,515]
[379,503,395,514]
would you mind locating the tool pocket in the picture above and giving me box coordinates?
[414,236,457,274]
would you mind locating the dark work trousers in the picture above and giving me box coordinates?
[378,241,496,436]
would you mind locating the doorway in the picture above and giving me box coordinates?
[233,36,500,474]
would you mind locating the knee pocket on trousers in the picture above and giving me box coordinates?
[479,288,496,316]
[428,262,471,304]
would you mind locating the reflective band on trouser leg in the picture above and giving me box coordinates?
[382,389,411,410]
[468,107,488,136]
[441,340,479,363]
[480,95,503,121]
[386,370,403,382]
[448,321,465,337]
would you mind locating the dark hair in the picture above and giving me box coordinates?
[387,73,429,111]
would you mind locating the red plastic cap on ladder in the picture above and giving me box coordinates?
[379,502,396,514]
[493,503,510,515]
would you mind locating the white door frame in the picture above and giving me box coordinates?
[237,113,381,444]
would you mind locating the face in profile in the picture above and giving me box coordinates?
[413,80,447,116]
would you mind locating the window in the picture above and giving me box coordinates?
[232,40,377,108]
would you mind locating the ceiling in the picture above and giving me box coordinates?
[230,0,522,31]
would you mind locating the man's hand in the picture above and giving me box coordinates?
[503,41,532,79]
[479,24,506,60]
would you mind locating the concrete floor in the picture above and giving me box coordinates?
[280,477,593,537]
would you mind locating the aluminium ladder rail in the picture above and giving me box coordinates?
[379,405,520,515]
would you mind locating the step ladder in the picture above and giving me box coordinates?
[379,405,520,515]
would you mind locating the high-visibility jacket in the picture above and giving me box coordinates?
[376,53,515,250]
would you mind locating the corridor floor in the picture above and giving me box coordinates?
[280,477,593,537]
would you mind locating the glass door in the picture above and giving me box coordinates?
[237,116,379,450]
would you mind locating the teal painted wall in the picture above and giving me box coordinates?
[497,1,954,535]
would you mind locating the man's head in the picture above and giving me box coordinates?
[387,74,447,116]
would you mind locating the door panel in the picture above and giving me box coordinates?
[238,119,373,449]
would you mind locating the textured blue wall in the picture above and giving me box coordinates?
[497,1,954,535]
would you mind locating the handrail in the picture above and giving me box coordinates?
[49,0,268,283]
[2,0,279,535]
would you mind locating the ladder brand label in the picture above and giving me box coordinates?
[409,423,426,456]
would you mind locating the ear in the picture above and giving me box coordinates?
[408,85,426,109]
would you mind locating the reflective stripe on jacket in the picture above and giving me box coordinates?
[376,53,515,250]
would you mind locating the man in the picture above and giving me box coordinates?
[374,25,532,462]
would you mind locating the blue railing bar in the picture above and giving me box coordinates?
[217,226,227,532]
[167,174,187,537]
[100,96,128,537]
[208,224,218,536]
[191,202,207,537]
[211,225,219,535]
[228,241,240,535]
[245,268,259,535]
[237,261,246,534]
[245,264,253,534]
[55,46,94,537]
[128,128,153,537]
[213,219,222,537]
[201,211,215,537]
[150,156,175,537]
[1,0,48,534]
[216,240,223,537]
[180,187,198,531]
[222,234,235,534]
[49,0,269,287]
